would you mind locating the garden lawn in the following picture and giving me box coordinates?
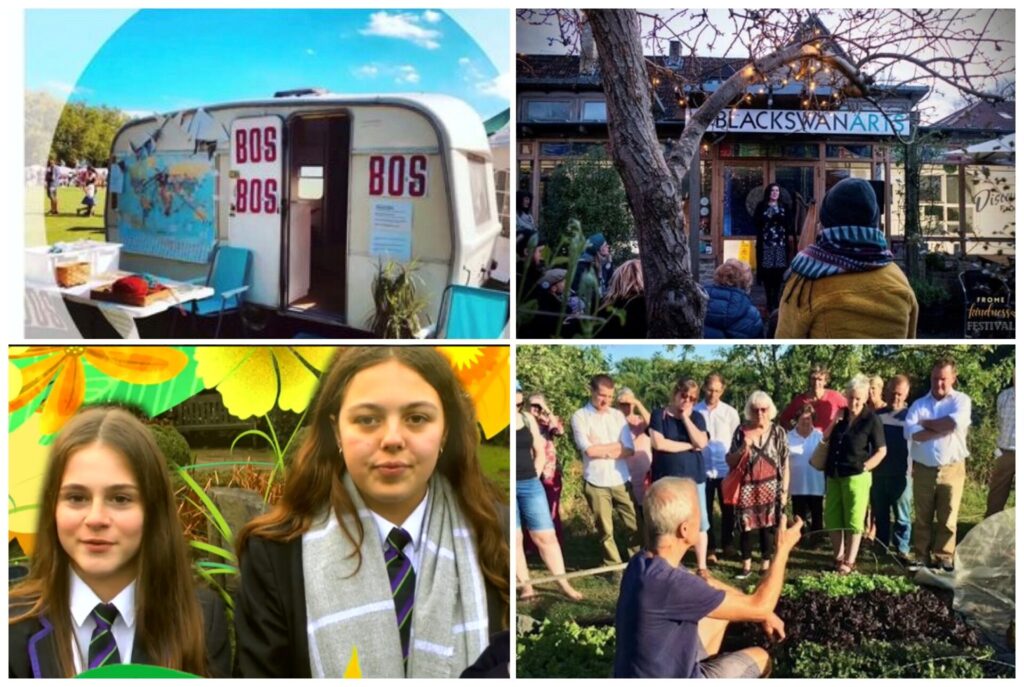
[35,186,107,244]
[479,441,510,495]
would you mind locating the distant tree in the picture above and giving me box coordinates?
[48,101,129,167]
[539,147,634,257]
[24,90,65,166]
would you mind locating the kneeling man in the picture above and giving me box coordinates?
[614,477,802,678]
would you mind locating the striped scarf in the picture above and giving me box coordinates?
[786,225,894,281]
[302,473,488,678]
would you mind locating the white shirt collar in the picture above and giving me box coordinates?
[370,491,429,554]
[69,569,137,630]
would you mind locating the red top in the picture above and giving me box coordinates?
[779,389,848,431]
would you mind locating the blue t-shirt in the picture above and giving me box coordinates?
[614,553,726,678]
[649,408,708,483]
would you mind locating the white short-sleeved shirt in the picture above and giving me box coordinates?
[787,428,826,496]
[571,402,634,488]
[694,401,741,479]
[904,389,972,467]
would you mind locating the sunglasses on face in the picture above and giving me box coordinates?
[530,404,544,411]
[753,407,770,413]
[516,402,523,409]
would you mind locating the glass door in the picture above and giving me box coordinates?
[721,163,765,267]
[772,163,817,250]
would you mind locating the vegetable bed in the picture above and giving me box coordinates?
[516,573,1013,678]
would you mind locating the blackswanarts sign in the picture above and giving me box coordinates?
[700,109,910,136]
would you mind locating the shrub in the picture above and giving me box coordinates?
[784,639,1002,678]
[516,620,615,678]
[149,423,193,467]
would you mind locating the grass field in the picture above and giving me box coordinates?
[33,186,107,244]
[518,462,1013,624]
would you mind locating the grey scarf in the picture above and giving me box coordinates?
[302,473,488,678]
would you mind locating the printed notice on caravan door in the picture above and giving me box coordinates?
[370,201,413,261]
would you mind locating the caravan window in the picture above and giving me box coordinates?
[468,153,492,227]
[297,165,324,200]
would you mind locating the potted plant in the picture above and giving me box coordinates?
[367,259,427,338]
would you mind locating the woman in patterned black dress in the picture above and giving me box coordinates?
[754,183,795,313]
[726,390,790,579]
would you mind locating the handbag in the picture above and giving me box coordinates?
[722,446,750,506]
[810,438,829,471]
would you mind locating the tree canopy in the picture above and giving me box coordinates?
[26,92,129,167]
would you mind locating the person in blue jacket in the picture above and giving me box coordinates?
[703,259,764,339]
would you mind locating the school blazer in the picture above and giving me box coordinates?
[235,509,510,678]
[8,587,231,679]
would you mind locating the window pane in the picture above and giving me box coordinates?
[723,166,763,237]
[920,175,942,202]
[826,144,872,159]
[468,154,492,227]
[299,165,323,178]
[581,101,607,121]
[945,174,960,202]
[526,100,571,122]
[297,178,323,200]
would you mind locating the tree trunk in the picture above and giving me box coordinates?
[586,10,845,337]
[903,139,924,280]
[587,10,706,338]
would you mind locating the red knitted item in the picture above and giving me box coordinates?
[112,275,150,297]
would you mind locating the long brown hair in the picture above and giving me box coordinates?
[9,407,208,677]
[237,346,510,623]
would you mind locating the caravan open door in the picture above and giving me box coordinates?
[228,116,284,307]
[284,113,351,321]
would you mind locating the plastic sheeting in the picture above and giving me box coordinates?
[954,508,1015,656]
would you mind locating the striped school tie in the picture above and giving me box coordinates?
[385,527,415,666]
[88,603,122,669]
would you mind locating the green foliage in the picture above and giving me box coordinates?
[783,639,998,678]
[779,572,916,598]
[909,277,952,308]
[924,251,951,272]
[516,620,615,678]
[538,147,634,253]
[367,259,427,338]
[47,99,130,166]
[149,423,194,467]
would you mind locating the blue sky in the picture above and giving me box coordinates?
[26,9,509,119]
[601,345,722,364]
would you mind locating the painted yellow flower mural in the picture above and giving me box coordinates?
[193,347,335,419]
[8,346,188,434]
[437,346,510,439]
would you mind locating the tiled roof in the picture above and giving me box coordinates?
[932,100,1014,131]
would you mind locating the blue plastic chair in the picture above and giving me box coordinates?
[436,284,509,339]
[191,245,252,337]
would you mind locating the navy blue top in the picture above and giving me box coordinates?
[703,284,764,339]
[875,406,910,477]
[649,408,708,483]
[614,553,726,678]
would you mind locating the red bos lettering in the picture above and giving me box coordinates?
[369,156,385,196]
[368,154,429,197]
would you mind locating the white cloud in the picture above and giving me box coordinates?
[476,71,512,100]
[305,48,316,56]
[422,10,443,24]
[458,56,472,66]
[355,64,380,78]
[395,65,421,85]
[359,11,442,50]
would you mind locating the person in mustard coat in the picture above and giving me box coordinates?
[775,178,918,339]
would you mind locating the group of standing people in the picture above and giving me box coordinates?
[44,159,100,217]
[519,175,921,339]
[517,356,1012,603]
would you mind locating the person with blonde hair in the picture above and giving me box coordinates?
[821,375,887,574]
[597,258,647,338]
[726,391,790,579]
[703,259,764,339]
